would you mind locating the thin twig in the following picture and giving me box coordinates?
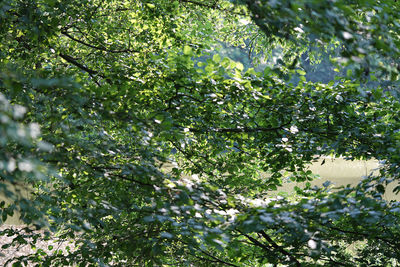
[61,31,139,53]
[259,230,301,267]
[179,0,247,16]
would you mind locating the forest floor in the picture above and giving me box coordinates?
[0,225,74,266]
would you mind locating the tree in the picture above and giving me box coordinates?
[1,0,400,265]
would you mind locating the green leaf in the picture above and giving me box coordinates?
[296,69,306,76]
[146,3,155,9]
[235,62,244,71]
[183,45,192,56]
[212,54,221,63]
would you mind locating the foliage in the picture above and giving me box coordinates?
[1,0,400,266]
[0,71,53,227]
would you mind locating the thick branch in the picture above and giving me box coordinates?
[59,53,99,75]
[238,230,271,251]
[59,53,114,85]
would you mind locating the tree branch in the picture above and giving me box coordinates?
[179,0,247,16]
[237,230,301,266]
[179,238,239,267]
[321,223,400,251]
[89,165,155,188]
[188,117,291,134]
[259,230,301,267]
[238,230,271,252]
[189,126,283,133]
[196,247,239,267]
[59,53,99,75]
[61,31,139,53]
[108,173,155,188]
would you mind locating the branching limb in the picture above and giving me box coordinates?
[195,247,239,267]
[61,31,140,53]
[59,53,99,75]
[259,230,301,267]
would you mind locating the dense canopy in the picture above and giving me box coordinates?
[1,0,400,266]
